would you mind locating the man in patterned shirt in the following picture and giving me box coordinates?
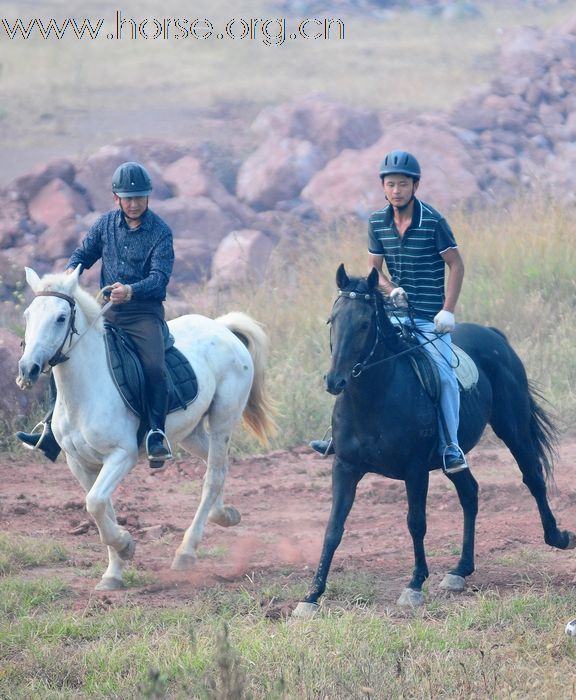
[16,162,175,468]
[311,150,467,474]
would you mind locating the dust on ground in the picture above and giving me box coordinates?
[1,439,576,612]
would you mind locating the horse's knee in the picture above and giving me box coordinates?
[85,493,106,519]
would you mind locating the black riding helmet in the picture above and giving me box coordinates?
[379,150,421,181]
[112,162,153,197]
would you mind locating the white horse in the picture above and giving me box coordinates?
[17,266,276,591]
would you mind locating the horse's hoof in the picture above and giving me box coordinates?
[397,588,425,606]
[292,602,319,619]
[566,532,576,550]
[95,576,124,591]
[439,574,466,592]
[171,552,197,571]
[118,537,136,561]
[566,619,576,636]
[208,505,241,528]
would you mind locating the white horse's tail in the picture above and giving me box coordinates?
[216,311,278,445]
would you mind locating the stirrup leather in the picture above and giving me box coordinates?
[145,429,173,460]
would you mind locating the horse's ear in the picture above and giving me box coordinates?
[367,267,379,290]
[336,263,349,290]
[67,264,82,287]
[25,267,41,293]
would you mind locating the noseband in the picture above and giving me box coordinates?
[33,291,79,366]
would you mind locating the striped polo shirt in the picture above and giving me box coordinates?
[368,198,458,319]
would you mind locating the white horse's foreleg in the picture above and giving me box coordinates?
[66,455,132,589]
[94,501,133,591]
[208,489,241,528]
[84,449,137,559]
[172,431,233,570]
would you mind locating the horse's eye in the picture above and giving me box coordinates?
[57,314,66,324]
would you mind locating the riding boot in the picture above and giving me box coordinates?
[309,438,335,457]
[145,380,172,468]
[15,375,61,462]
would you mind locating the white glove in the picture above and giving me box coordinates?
[434,309,455,333]
[390,287,408,308]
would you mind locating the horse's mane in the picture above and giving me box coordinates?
[36,272,104,332]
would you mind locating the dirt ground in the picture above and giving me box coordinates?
[1,439,576,612]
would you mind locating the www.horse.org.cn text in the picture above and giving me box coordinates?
[1,13,346,45]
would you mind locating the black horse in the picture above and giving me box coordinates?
[294,264,575,615]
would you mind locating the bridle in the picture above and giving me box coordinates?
[32,291,79,367]
[25,291,112,368]
[331,288,439,378]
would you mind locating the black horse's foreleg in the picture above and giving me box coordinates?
[303,459,360,605]
[446,469,479,578]
[404,470,430,591]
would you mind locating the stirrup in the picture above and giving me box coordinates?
[145,429,173,461]
[21,421,50,451]
[442,445,469,475]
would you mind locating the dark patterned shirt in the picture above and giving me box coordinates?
[67,208,174,302]
[368,198,458,319]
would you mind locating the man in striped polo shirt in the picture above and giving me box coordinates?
[368,149,466,473]
[311,150,467,474]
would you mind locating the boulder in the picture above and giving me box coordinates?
[210,229,275,288]
[172,238,214,284]
[163,155,257,227]
[0,195,29,248]
[10,159,76,203]
[152,197,240,248]
[236,137,326,211]
[302,123,478,218]
[28,178,90,229]
[75,144,173,213]
[251,95,381,159]
[35,220,83,263]
[0,327,46,423]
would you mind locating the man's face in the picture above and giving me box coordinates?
[382,174,418,208]
[114,194,148,221]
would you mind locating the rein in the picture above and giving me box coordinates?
[334,288,441,378]
[32,291,112,367]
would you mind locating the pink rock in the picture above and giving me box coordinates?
[210,229,274,288]
[236,138,326,211]
[28,178,89,229]
[11,159,76,203]
[172,238,214,283]
[302,124,478,218]
[76,144,172,214]
[152,197,240,248]
[251,95,381,159]
[0,327,46,420]
[164,156,220,198]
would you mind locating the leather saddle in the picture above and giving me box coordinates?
[403,335,479,405]
[103,322,198,419]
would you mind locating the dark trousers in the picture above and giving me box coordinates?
[106,301,169,432]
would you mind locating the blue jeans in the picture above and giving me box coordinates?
[392,317,461,459]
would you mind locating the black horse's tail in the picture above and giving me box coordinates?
[528,381,559,484]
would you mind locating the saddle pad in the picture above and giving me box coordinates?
[452,344,478,391]
[104,323,198,418]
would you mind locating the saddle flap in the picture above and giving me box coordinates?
[103,323,198,420]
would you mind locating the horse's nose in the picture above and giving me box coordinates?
[18,359,41,386]
[325,372,346,395]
